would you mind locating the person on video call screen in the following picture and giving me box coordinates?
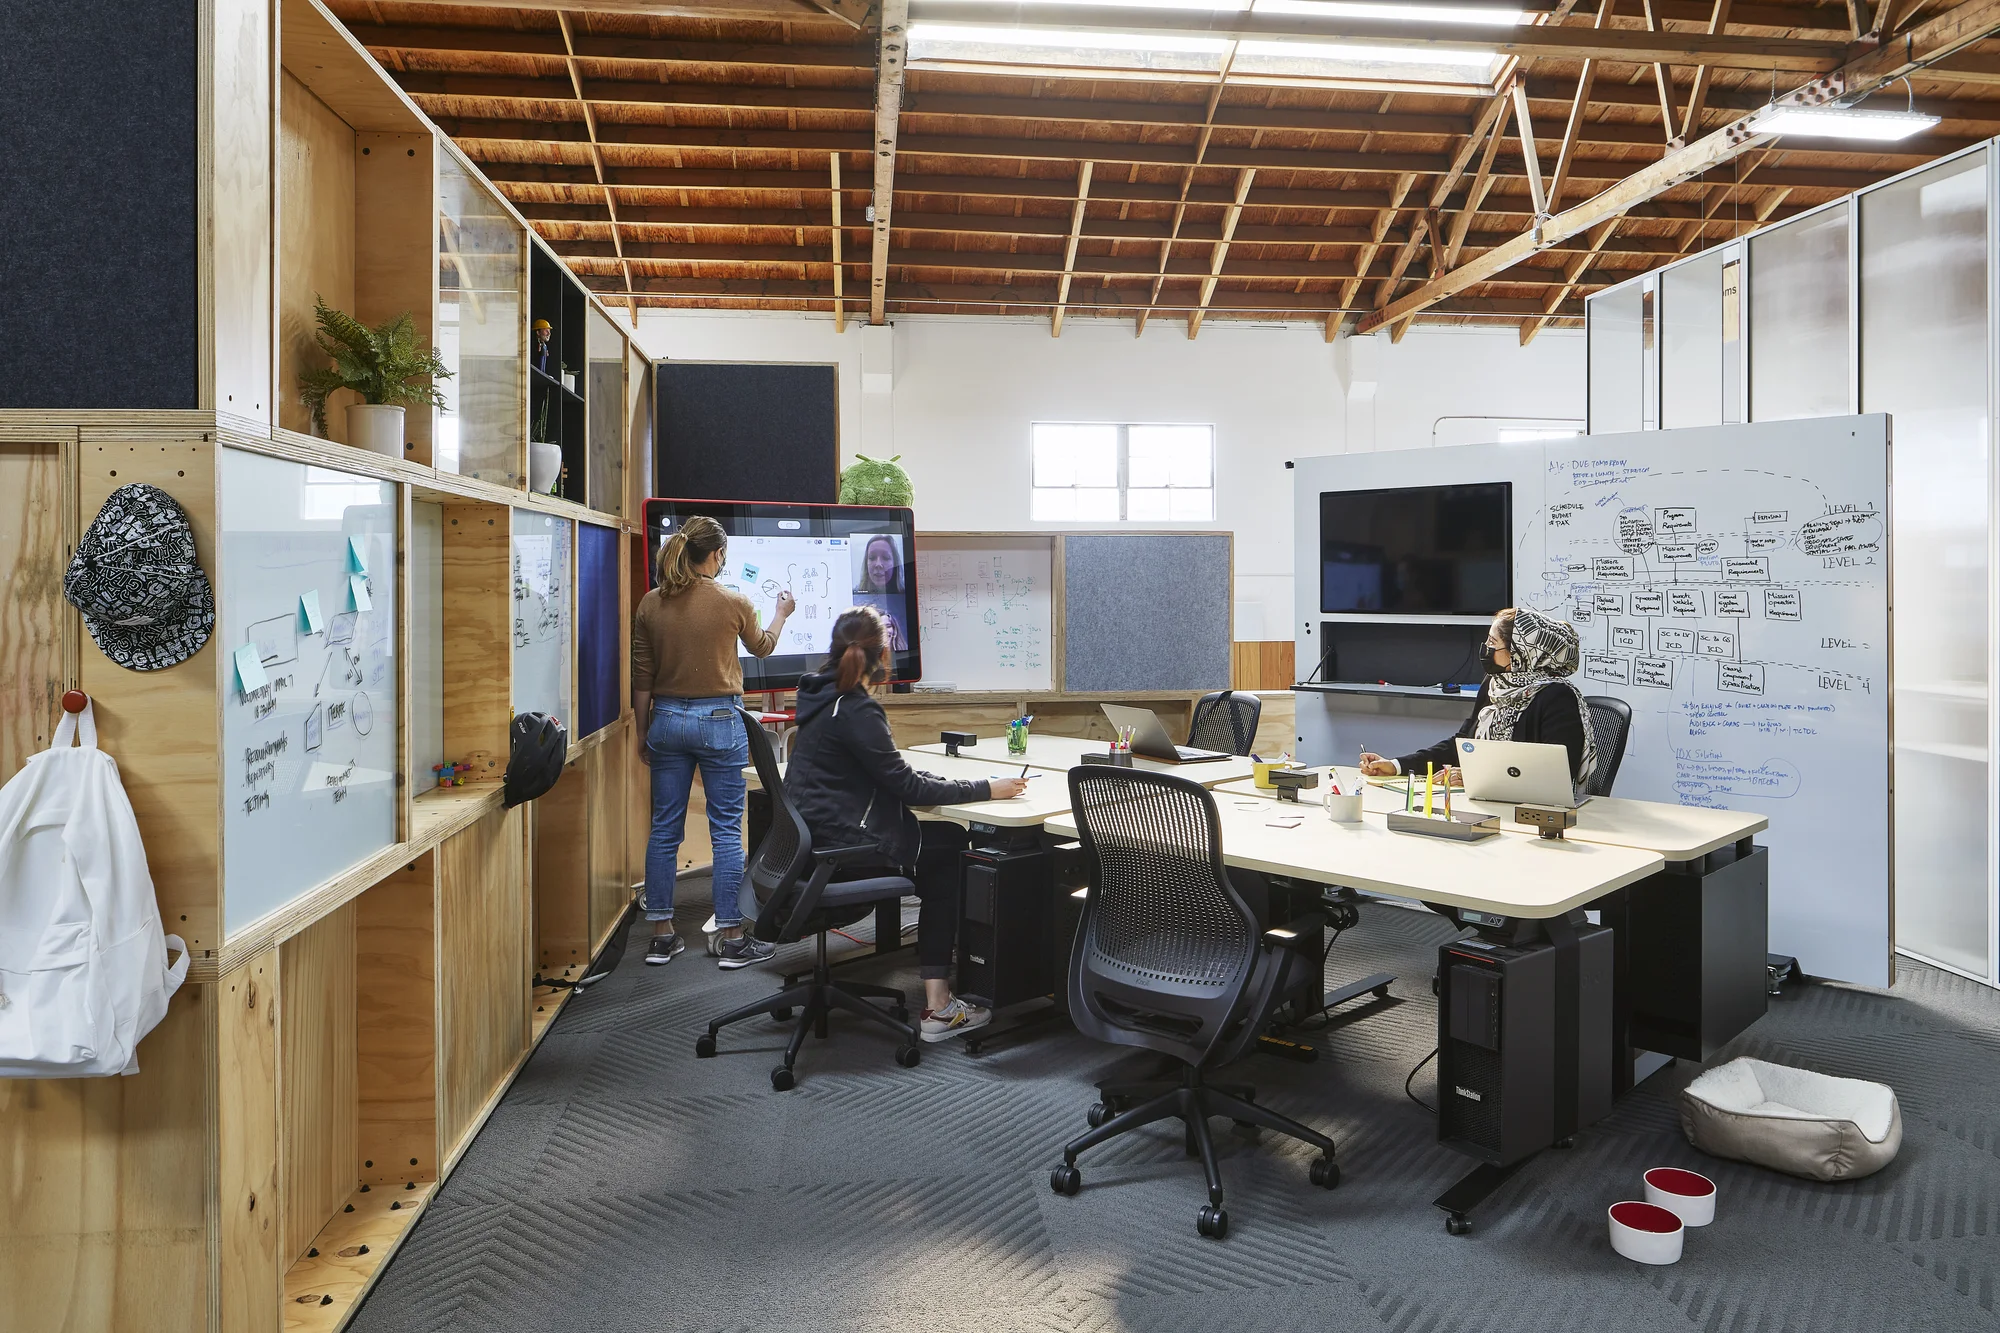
[855,535,902,594]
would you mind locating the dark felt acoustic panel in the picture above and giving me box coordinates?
[576,521,622,739]
[655,362,838,503]
[1062,534,1233,692]
[2,2,199,408]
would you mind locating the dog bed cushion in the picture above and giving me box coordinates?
[1680,1057,1901,1182]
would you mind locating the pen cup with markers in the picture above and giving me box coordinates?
[1323,768,1364,823]
[1007,717,1030,756]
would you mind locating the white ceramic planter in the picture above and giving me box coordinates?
[1608,1200,1685,1264]
[529,442,562,494]
[1644,1168,1717,1226]
[347,403,406,457]
[561,370,577,393]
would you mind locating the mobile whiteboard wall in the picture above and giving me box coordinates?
[219,449,398,936]
[913,535,1055,691]
[512,510,573,726]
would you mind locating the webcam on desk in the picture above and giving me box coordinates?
[941,730,978,757]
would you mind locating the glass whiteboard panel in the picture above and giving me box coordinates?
[1661,252,1724,430]
[1862,151,1992,979]
[1750,204,1851,422]
[219,450,398,935]
[438,150,525,485]
[512,510,573,726]
[410,501,444,795]
[587,306,625,517]
[1587,285,1643,434]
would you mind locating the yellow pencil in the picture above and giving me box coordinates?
[1425,762,1435,818]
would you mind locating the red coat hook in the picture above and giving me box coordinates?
[62,690,89,714]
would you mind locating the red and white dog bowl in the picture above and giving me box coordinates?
[1644,1167,1717,1227]
[1608,1200,1686,1264]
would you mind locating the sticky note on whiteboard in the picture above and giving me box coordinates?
[350,573,373,612]
[348,536,369,575]
[300,589,324,634]
[235,642,269,696]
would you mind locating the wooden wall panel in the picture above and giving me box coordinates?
[534,765,590,972]
[437,806,529,1156]
[209,0,274,422]
[0,439,72,785]
[586,739,632,951]
[1232,641,1297,692]
[627,715,651,903]
[78,433,220,960]
[355,132,436,465]
[1252,691,1296,758]
[0,986,211,1333]
[357,859,438,1188]
[440,503,511,781]
[220,951,282,1333]
[280,904,358,1267]
[277,73,356,441]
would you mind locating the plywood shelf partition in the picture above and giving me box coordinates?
[441,500,514,783]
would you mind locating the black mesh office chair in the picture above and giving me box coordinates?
[694,709,922,1089]
[1048,767,1339,1239]
[1582,695,1633,798]
[1188,690,1262,756]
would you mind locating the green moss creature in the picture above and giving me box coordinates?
[839,453,914,507]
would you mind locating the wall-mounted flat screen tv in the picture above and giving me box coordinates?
[1320,483,1512,615]
[642,499,920,691]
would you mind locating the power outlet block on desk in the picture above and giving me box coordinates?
[1437,921,1613,1167]
[958,838,1055,1011]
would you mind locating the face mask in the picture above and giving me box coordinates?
[1480,645,1505,676]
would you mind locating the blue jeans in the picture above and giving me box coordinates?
[644,696,749,928]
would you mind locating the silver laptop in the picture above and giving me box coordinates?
[1455,738,1584,808]
[1100,704,1231,764]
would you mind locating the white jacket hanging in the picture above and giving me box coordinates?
[0,701,186,1077]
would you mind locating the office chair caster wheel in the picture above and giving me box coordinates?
[1049,1164,1081,1196]
[1445,1214,1471,1236]
[769,1007,793,1022]
[770,1066,796,1091]
[895,1044,922,1068]
[694,1034,717,1059]
[1087,1101,1115,1128]
[1196,1205,1229,1239]
[1310,1156,1340,1189]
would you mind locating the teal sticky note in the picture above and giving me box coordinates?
[300,589,324,634]
[350,573,373,612]
[235,642,269,696]
[348,535,369,575]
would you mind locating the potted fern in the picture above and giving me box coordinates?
[298,296,452,457]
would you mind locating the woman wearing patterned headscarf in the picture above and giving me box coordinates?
[1359,607,1597,788]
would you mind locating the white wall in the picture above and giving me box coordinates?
[632,309,1585,638]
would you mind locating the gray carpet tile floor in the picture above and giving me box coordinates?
[350,891,2000,1333]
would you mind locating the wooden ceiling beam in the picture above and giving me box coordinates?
[870,0,910,323]
[358,0,852,21]
[1052,161,1095,336]
[902,2,1850,70]
[1189,168,1256,337]
[344,25,872,67]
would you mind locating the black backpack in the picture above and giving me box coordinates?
[503,711,568,808]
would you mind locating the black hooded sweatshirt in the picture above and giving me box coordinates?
[784,669,992,867]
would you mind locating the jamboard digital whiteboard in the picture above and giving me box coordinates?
[219,449,398,935]
[913,535,1054,691]
[512,511,573,726]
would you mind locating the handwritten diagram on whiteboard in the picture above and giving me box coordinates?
[914,536,1053,691]
[715,534,854,657]
[513,512,572,724]
[1517,419,1890,984]
[218,451,398,935]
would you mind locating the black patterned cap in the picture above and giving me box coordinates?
[64,484,215,672]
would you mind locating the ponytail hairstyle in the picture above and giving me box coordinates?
[824,605,891,693]
[656,515,728,596]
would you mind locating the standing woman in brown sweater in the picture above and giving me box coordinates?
[632,516,794,968]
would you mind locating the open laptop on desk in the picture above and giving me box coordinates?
[1456,738,1588,809]
[1099,704,1232,764]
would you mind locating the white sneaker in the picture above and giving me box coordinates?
[920,997,992,1043]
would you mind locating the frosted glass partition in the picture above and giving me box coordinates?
[1662,252,1724,429]
[1749,204,1851,421]
[1588,283,1643,433]
[586,306,625,516]
[1862,151,1993,980]
[512,510,573,726]
[438,152,526,486]
[411,501,444,796]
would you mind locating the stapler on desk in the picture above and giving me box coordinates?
[941,730,977,757]
[1268,768,1321,803]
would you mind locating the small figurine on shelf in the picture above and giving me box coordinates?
[433,760,471,788]
[532,319,555,376]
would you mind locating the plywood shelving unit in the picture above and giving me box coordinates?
[0,3,652,1330]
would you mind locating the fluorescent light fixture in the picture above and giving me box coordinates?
[1238,36,1497,65]
[1253,0,1526,22]
[1757,106,1940,141]
[910,21,1230,52]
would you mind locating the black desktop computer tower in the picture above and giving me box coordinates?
[956,841,1054,1010]
[1436,920,1614,1166]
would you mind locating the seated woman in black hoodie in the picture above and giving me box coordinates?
[1360,607,1598,788]
[784,605,1029,1043]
